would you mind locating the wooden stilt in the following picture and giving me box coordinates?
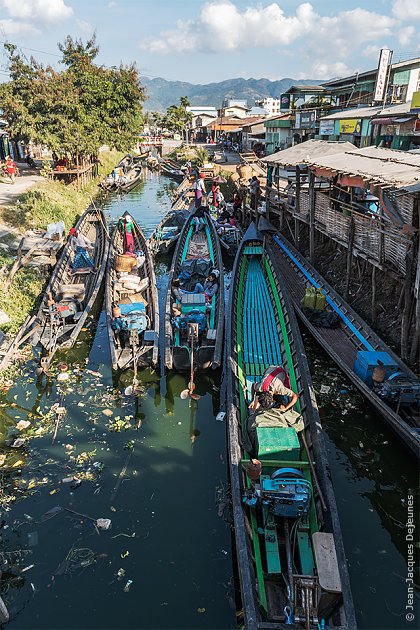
[371,265,377,325]
[344,217,355,301]
[294,166,301,247]
[309,170,315,264]
[401,250,413,361]
[409,238,420,366]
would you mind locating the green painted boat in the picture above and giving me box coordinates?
[164,210,224,372]
[226,223,356,629]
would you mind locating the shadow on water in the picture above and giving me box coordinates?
[0,171,236,630]
[302,329,419,630]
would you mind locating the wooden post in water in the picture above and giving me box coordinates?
[344,216,355,301]
[309,170,315,264]
[371,265,377,325]
[401,249,413,361]
[294,165,301,247]
[410,235,420,365]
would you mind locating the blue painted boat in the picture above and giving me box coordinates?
[164,209,224,372]
[226,223,355,629]
[268,224,419,458]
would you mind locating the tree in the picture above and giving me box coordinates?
[0,36,146,161]
[162,96,192,141]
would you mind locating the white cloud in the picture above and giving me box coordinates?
[76,18,93,33]
[392,0,420,21]
[0,0,73,24]
[142,1,396,67]
[108,1,117,7]
[0,18,39,36]
[397,25,415,46]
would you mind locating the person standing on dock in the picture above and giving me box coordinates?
[4,155,17,183]
[249,365,298,412]
[193,173,206,208]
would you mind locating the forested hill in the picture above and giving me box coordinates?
[141,76,321,111]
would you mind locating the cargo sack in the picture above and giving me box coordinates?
[302,307,341,328]
[301,287,317,309]
[314,287,326,311]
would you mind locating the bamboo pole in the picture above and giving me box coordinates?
[344,217,355,301]
[309,170,315,264]
[294,166,301,247]
[401,250,413,361]
[371,265,377,325]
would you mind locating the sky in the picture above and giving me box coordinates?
[0,0,419,84]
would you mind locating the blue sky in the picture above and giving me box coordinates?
[0,0,419,83]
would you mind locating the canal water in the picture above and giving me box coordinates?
[0,171,417,629]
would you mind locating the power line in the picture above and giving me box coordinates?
[0,40,61,58]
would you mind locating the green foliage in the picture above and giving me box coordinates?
[0,252,44,334]
[0,151,123,332]
[0,36,145,159]
[162,96,192,139]
[1,150,122,231]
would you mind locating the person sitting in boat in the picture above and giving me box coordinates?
[249,365,298,412]
[193,272,219,300]
[217,205,232,224]
[172,273,219,302]
[69,228,95,274]
[192,204,209,233]
[111,306,127,347]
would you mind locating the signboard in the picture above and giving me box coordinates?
[294,112,301,128]
[280,93,291,111]
[300,111,317,129]
[319,120,335,135]
[373,48,392,102]
[339,119,362,134]
[410,90,420,112]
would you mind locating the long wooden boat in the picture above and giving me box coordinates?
[160,159,185,181]
[226,222,356,629]
[148,194,193,256]
[105,212,159,370]
[269,227,420,457]
[99,154,134,190]
[31,206,109,365]
[116,164,143,192]
[164,210,224,372]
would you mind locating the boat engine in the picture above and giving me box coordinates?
[377,372,420,406]
[243,468,312,518]
[54,300,78,320]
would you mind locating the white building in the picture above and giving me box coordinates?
[255,98,281,115]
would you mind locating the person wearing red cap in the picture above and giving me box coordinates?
[69,228,94,273]
[193,172,206,208]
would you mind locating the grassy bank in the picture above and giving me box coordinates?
[0,149,124,335]
[0,150,123,232]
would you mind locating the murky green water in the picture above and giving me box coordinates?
[0,171,417,629]
[0,171,236,630]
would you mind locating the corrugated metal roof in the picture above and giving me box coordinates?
[309,146,420,188]
[263,139,356,166]
[320,101,413,121]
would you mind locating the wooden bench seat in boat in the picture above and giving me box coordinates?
[57,284,86,301]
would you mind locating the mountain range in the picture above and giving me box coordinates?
[141,76,322,112]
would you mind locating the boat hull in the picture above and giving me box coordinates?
[226,223,356,628]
